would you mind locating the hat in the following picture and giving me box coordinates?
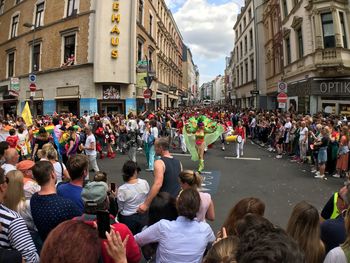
[81,182,108,207]
[16,160,35,171]
[144,118,150,122]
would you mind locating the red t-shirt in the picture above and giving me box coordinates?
[235,126,245,139]
[6,135,19,148]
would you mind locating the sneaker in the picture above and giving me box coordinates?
[145,168,154,172]
[276,155,282,159]
[311,169,317,173]
[221,146,225,151]
[314,174,325,179]
[315,171,320,176]
[137,147,143,151]
[333,174,341,178]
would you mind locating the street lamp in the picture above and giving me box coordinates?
[23,22,37,117]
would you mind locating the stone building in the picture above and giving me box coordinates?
[0,0,183,116]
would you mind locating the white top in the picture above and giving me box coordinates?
[117,179,149,216]
[85,134,97,156]
[151,127,159,139]
[139,120,145,134]
[1,163,16,175]
[299,127,308,142]
[134,216,215,263]
[17,199,37,232]
[250,118,256,127]
[53,161,66,183]
[323,247,347,263]
[196,192,212,222]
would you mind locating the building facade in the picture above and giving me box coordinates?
[181,45,198,105]
[0,0,184,117]
[280,0,350,114]
[213,75,225,103]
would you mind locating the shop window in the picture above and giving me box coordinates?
[62,34,76,66]
[285,36,291,64]
[0,0,5,15]
[250,57,254,80]
[7,52,15,78]
[296,27,303,58]
[10,15,19,38]
[339,12,348,49]
[340,104,350,116]
[31,43,41,72]
[66,0,77,17]
[321,12,335,48]
[35,2,44,27]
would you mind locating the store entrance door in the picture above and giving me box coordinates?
[98,100,125,115]
[56,99,79,115]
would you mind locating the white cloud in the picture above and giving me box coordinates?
[173,0,239,61]
[164,0,187,10]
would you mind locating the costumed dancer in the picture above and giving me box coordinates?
[183,115,224,173]
[234,121,246,158]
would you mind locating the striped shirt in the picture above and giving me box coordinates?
[0,204,39,263]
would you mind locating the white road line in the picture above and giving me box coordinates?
[171,153,191,157]
[224,157,261,161]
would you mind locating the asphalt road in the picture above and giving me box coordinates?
[95,140,342,232]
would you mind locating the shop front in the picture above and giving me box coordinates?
[98,85,125,115]
[25,90,44,117]
[55,86,80,116]
[0,85,18,117]
[287,77,350,115]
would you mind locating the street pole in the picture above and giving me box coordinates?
[145,55,149,112]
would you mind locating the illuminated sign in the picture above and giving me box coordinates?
[111,0,120,59]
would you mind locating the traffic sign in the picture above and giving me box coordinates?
[143,89,152,99]
[29,83,37,92]
[277,92,288,103]
[144,98,150,104]
[29,74,37,83]
[250,90,259,95]
[278,102,286,109]
[277,82,287,93]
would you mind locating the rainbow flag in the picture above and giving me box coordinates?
[33,125,55,136]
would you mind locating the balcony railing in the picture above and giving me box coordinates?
[315,48,342,67]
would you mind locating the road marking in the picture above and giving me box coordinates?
[171,153,191,157]
[224,157,261,161]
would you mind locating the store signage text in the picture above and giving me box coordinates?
[111,0,120,59]
[319,81,350,94]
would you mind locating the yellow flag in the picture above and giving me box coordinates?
[22,102,33,126]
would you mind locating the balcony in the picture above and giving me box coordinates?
[315,48,347,68]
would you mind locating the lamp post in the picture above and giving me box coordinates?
[23,22,36,117]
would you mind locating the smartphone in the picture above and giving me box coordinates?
[110,183,116,192]
[96,211,111,239]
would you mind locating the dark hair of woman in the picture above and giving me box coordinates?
[148,192,178,226]
[121,160,140,182]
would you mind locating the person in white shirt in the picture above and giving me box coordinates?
[146,120,159,172]
[284,117,292,153]
[299,121,309,162]
[134,188,215,263]
[82,127,99,172]
[1,148,18,175]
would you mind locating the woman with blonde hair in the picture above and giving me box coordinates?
[203,236,239,263]
[46,145,70,184]
[179,170,215,221]
[4,170,37,233]
[286,201,325,263]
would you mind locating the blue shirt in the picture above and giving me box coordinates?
[30,193,82,241]
[134,216,215,263]
[57,183,84,213]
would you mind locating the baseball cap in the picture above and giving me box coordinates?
[144,118,150,122]
[81,181,108,207]
[16,160,35,171]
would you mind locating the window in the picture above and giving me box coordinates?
[296,28,303,58]
[137,39,143,61]
[244,36,248,54]
[31,43,41,71]
[8,52,15,78]
[66,0,77,17]
[148,49,153,70]
[138,0,143,24]
[15,0,21,4]
[237,67,240,86]
[321,12,335,48]
[35,2,44,27]
[285,36,291,64]
[339,12,348,48]
[63,34,76,65]
[240,41,243,58]
[282,0,288,18]
[149,14,153,36]
[249,29,253,49]
[0,0,5,15]
[245,60,248,83]
[243,17,246,28]
[250,57,254,80]
[240,65,243,85]
[248,8,252,20]
[10,15,19,38]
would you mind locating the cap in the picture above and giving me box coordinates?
[16,160,35,171]
[144,118,150,122]
[81,181,108,207]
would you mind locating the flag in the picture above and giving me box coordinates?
[22,102,33,126]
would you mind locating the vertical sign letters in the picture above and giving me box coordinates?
[111,0,120,59]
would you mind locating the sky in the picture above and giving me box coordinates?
[165,0,243,85]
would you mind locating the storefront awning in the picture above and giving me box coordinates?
[55,95,81,100]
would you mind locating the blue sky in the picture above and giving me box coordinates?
[166,0,244,85]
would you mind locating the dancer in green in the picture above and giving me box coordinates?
[183,115,224,172]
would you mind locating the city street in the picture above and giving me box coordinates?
[96,140,341,232]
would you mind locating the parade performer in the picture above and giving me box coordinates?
[234,121,246,158]
[183,115,224,173]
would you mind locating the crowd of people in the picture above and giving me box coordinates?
[0,106,349,262]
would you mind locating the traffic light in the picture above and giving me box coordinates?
[143,76,154,88]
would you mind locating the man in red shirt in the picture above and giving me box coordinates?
[6,129,19,149]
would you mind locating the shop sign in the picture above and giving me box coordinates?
[9,77,20,96]
[111,0,120,59]
[103,85,120,99]
[318,81,350,95]
[136,73,147,88]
